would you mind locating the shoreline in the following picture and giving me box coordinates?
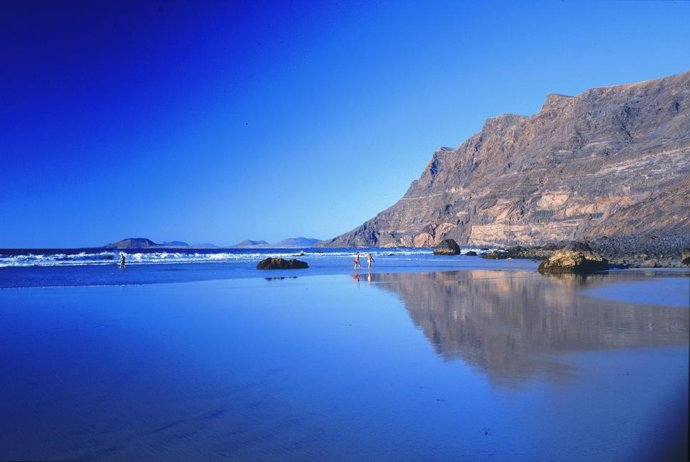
[0,258,537,289]
[1,263,687,310]
[485,243,690,269]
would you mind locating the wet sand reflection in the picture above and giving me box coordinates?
[370,270,689,384]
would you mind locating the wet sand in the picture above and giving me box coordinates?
[0,270,687,461]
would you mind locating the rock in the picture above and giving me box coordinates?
[433,239,461,255]
[256,258,309,270]
[538,243,609,274]
[321,71,690,257]
[481,251,509,259]
[504,245,555,260]
[682,248,690,265]
[465,250,478,256]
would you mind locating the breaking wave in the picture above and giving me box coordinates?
[0,248,439,268]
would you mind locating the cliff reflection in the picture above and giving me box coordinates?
[371,271,689,384]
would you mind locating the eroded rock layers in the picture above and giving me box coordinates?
[324,71,690,252]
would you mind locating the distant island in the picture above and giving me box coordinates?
[231,240,272,249]
[231,237,320,249]
[104,238,216,250]
[104,237,320,250]
[105,238,161,249]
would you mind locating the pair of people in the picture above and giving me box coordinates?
[353,252,374,270]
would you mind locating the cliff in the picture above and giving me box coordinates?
[323,71,690,253]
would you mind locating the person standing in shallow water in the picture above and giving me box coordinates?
[366,253,375,270]
[119,253,126,268]
[353,252,360,270]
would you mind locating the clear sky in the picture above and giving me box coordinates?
[1,0,689,248]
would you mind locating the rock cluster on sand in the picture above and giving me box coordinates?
[433,239,461,255]
[481,250,509,259]
[256,258,309,270]
[480,240,689,268]
[681,248,690,265]
[537,243,609,274]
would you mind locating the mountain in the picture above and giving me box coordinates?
[160,241,190,247]
[105,238,158,249]
[231,240,272,249]
[323,71,690,254]
[104,238,218,249]
[274,237,320,248]
[231,238,320,248]
[192,243,219,249]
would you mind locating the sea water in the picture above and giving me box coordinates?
[0,247,448,269]
[0,251,687,461]
[0,247,536,288]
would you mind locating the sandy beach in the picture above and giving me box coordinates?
[0,264,687,461]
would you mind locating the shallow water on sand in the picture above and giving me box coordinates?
[0,270,687,461]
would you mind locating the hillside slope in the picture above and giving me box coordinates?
[323,71,690,252]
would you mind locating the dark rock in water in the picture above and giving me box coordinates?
[538,242,608,274]
[682,248,690,265]
[465,250,478,256]
[256,257,309,270]
[433,239,461,255]
[481,250,509,259]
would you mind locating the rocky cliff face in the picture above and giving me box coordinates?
[323,71,690,251]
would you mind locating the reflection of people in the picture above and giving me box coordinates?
[353,252,361,270]
[366,253,375,270]
[352,273,361,285]
[119,253,126,268]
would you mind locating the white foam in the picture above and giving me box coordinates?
[0,251,116,268]
[0,248,434,268]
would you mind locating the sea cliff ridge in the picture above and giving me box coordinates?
[322,71,690,256]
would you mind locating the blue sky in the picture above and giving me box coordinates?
[1,0,689,248]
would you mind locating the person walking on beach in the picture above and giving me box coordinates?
[119,253,126,269]
[366,253,375,270]
[353,252,361,270]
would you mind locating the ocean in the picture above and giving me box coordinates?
[0,246,537,288]
[0,248,688,461]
